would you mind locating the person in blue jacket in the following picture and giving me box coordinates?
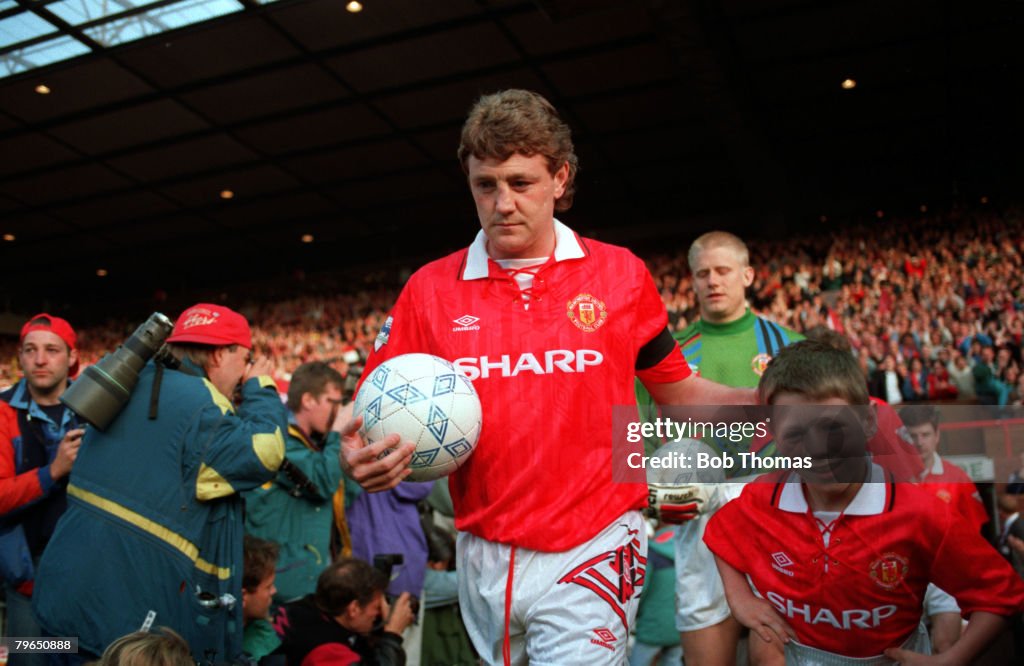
[33,303,287,665]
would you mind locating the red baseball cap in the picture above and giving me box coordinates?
[166,304,252,349]
[20,313,79,376]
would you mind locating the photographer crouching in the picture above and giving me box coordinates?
[32,304,288,665]
[276,556,416,666]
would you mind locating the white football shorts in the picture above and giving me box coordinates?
[457,511,646,666]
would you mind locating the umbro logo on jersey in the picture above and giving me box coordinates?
[771,551,795,577]
[452,315,480,332]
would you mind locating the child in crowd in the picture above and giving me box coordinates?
[242,535,281,662]
[93,628,193,666]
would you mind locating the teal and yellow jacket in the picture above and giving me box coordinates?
[32,359,286,661]
[244,424,361,602]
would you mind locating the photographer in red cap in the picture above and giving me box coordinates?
[33,304,288,665]
[0,314,85,666]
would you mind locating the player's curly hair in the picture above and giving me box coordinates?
[457,89,579,212]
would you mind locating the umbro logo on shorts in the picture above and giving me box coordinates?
[590,628,616,651]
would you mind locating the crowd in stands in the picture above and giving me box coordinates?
[4,205,1023,408]
[651,205,1024,406]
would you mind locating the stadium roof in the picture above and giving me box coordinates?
[0,0,1019,307]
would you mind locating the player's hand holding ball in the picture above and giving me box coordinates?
[339,415,415,493]
[343,353,482,491]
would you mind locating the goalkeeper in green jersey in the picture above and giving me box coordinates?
[639,231,802,666]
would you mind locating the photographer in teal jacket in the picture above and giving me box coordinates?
[245,361,362,603]
[33,304,287,664]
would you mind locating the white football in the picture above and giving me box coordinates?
[354,353,482,482]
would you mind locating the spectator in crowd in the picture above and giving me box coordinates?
[900,405,989,533]
[926,359,958,400]
[33,304,288,663]
[946,351,976,400]
[93,628,194,666]
[869,355,904,405]
[346,479,433,664]
[903,357,929,402]
[243,535,282,662]
[0,314,84,666]
[1008,451,1024,494]
[246,361,359,602]
[275,556,415,666]
[705,340,1024,663]
[973,345,1011,405]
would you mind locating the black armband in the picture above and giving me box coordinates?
[636,326,677,370]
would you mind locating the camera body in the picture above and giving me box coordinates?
[372,553,420,619]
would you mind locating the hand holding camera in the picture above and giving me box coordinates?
[382,591,416,635]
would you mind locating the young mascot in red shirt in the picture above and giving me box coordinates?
[704,340,1024,664]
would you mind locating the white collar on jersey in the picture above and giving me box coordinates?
[461,218,585,280]
[776,463,888,516]
[929,453,945,475]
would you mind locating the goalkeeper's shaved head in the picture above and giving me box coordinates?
[688,231,750,270]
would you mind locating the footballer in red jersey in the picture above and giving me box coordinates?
[339,89,753,665]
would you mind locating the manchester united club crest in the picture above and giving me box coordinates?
[935,490,952,504]
[751,353,772,376]
[567,293,608,333]
[870,552,909,590]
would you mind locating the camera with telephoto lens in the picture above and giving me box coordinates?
[60,312,175,430]
[373,553,420,620]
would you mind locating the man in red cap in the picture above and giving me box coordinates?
[33,304,288,664]
[0,314,85,666]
